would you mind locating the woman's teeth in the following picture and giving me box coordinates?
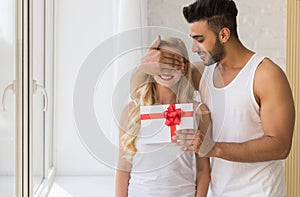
[160,75,173,80]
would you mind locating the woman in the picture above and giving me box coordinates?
[116,37,210,197]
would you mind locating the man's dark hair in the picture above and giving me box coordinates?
[183,0,238,38]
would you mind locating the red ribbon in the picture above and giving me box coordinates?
[163,104,182,126]
[164,104,181,142]
[140,104,193,142]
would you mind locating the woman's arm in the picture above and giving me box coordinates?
[115,128,132,197]
[195,156,210,197]
[195,103,211,197]
[116,130,132,197]
[115,162,131,197]
[190,62,205,90]
[115,104,134,197]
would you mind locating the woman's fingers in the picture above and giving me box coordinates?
[174,129,198,145]
[175,130,207,153]
[175,129,196,135]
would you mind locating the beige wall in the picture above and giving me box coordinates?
[285,0,300,197]
[285,0,300,196]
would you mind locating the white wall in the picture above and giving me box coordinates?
[148,0,286,69]
[54,0,116,175]
[54,0,146,175]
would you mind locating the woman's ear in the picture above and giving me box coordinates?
[219,27,230,44]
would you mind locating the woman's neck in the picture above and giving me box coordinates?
[156,84,177,104]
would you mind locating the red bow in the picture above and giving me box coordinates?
[163,104,182,126]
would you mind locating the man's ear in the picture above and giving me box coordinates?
[219,27,230,44]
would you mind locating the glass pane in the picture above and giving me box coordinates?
[44,0,54,176]
[32,0,45,192]
[0,0,16,196]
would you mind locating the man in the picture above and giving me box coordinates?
[135,0,295,196]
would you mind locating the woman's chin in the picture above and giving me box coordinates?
[157,82,177,89]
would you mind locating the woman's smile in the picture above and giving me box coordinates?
[159,74,174,81]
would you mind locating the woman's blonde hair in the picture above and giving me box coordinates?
[121,37,195,162]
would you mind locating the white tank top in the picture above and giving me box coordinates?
[199,54,286,197]
[128,143,195,197]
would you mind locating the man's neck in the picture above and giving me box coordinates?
[220,40,254,69]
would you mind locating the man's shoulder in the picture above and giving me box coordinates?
[255,57,285,78]
[254,57,289,97]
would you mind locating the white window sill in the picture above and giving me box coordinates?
[48,175,115,197]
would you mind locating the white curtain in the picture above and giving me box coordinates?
[110,0,148,146]
[118,0,147,32]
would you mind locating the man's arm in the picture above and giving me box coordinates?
[130,35,185,98]
[208,59,295,162]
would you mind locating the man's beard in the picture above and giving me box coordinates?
[204,39,225,66]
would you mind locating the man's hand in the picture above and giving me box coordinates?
[141,35,185,69]
[174,129,215,157]
[131,35,186,96]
